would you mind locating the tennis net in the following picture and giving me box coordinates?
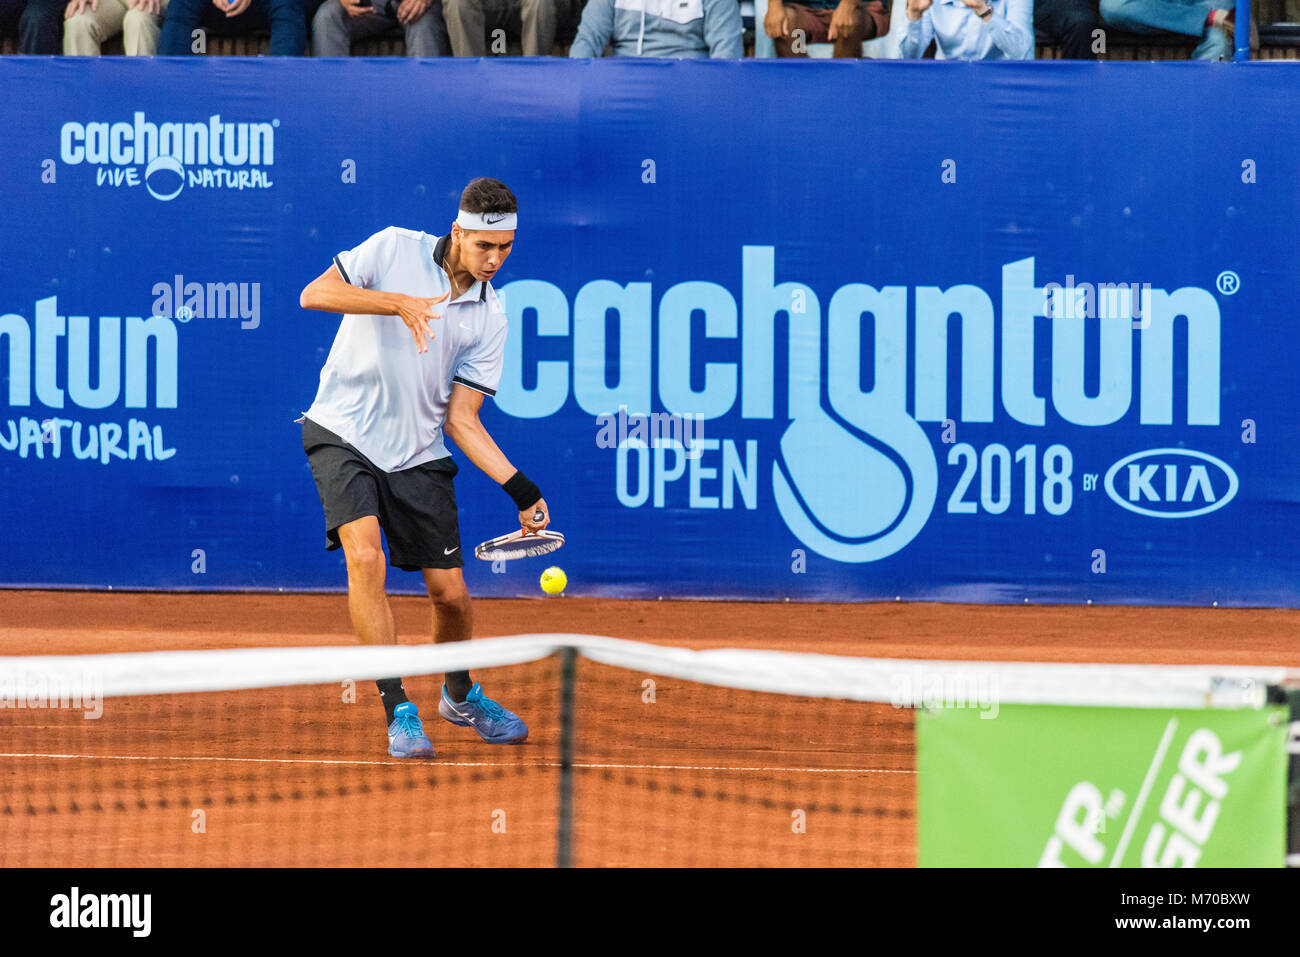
[1,636,1295,867]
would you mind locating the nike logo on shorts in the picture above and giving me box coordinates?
[444,546,459,555]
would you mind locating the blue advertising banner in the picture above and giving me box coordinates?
[1,58,1297,604]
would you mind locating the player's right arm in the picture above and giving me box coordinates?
[445,384,550,534]
[299,265,448,355]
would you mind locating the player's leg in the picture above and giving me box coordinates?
[382,456,529,745]
[336,515,396,647]
[337,517,434,756]
[423,566,528,744]
[303,418,432,756]
[422,565,474,700]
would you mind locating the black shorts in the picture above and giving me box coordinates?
[301,417,464,571]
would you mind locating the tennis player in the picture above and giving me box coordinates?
[297,177,546,758]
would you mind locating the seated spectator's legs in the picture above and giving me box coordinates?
[774,1,885,57]
[1036,0,1100,58]
[0,0,22,38]
[405,0,450,55]
[19,0,63,51]
[859,0,887,45]
[158,0,206,52]
[1099,0,1227,58]
[1189,18,1226,55]
[443,0,485,53]
[520,0,581,54]
[122,0,168,52]
[444,0,514,54]
[314,0,446,55]
[1099,0,1213,37]
[311,0,356,54]
[64,0,127,53]
[160,0,301,52]
[263,0,305,52]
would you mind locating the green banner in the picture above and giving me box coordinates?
[918,703,1288,867]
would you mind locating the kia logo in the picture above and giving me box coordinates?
[1103,448,1238,518]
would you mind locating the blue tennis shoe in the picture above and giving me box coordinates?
[438,683,529,744]
[387,701,436,758]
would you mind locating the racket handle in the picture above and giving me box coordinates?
[533,508,545,523]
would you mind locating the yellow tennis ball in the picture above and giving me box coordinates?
[540,566,567,595]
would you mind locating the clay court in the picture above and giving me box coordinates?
[2,591,1295,867]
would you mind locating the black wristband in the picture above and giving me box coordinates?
[502,470,542,512]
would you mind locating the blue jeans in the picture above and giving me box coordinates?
[1036,0,1102,59]
[1100,0,1228,59]
[159,0,308,54]
[312,0,451,56]
[0,0,63,53]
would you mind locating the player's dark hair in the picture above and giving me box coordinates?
[460,178,517,215]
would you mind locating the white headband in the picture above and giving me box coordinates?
[456,209,517,231]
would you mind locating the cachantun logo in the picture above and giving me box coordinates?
[59,112,277,201]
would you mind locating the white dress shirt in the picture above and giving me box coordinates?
[900,0,1035,60]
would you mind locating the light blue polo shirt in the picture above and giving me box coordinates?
[300,226,508,473]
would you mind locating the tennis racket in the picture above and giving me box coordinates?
[474,509,565,561]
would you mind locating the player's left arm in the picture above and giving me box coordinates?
[445,384,549,533]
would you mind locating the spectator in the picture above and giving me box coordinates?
[0,0,64,51]
[442,0,583,55]
[569,0,741,56]
[764,0,889,57]
[63,0,169,54]
[312,0,450,55]
[158,0,306,54]
[1099,0,1233,59]
[900,0,1033,58]
[1035,0,1099,57]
